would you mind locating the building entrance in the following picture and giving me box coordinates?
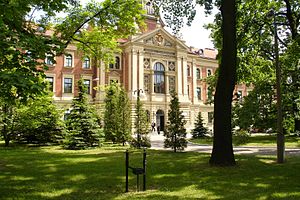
[156,110,164,133]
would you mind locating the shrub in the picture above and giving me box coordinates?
[233,130,250,146]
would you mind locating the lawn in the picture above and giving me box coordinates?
[1,145,300,200]
[190,135,300,148]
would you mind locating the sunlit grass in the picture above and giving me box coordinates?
[0,145,300,199]
[190,135,300,148]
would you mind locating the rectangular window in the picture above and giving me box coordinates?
[207,69,212,77]
[45,55,53,65]
[84,79,91,94]
[196,87,201,100]
[64,78,72,93]
[46,77,54,92]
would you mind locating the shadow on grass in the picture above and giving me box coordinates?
[0,145,300,200]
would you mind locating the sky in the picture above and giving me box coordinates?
[164,6,217,50]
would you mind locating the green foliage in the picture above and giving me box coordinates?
[233,130,250,146]
[64,79,102,149]
[232,81,277,132]
[134,90,150,148]
[103,82,132,144]
[130,135,151,148]
[192,112,208,138]
[15,93,64,144]
[56,0,145,66]
[164,91,187,152]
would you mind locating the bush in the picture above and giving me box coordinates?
[233,130,250,146]
[130,135,151,148]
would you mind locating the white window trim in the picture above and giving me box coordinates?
[62,74,74,94]
[82,56,91,69]
[81,75,93,94]
[45,73,56,93]
[207,68,213,77]
[45,54,56,66]
[64,52,75,68]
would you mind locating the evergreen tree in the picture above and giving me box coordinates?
[104,83,132,145]
[133,90,150,148]
[116,87,132,145]
[164,91,187,152]
[64,79,102,149]
[104,82,119,143]
[192,112,208,138]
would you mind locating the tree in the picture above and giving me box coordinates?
[192,112,208,138]
[164,91,187,152]
[152,0,236,164]
[103,82,132,144]
[133,90,150,148]
[116,87,132,145]
[0,0,145,146]
[0,0,75,146]
[15,93,64,144]
[64,79,102,149]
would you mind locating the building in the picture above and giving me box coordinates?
[44,3,248,132]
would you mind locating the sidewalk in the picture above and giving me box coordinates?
[149,132,300,155]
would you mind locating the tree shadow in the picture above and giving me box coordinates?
[0,147,300,200]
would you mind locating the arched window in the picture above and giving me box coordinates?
[154,62,165,93]
[64,54,73,67]
[83,57,90,69]
[196,68,201,79]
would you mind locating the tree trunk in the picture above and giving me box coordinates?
[209,0,236,166]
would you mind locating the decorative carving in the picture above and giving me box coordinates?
[168,61,175,71]
[145,38,153,44]
[154,33,164,45]
[144,58,150,69]
[144,74,150,92]
[169,76,176,92]
[164,40,173,47]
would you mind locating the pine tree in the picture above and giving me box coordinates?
[164,91,187,152]
[192,112,208,138]
[134,90,150,148]
[104,83,119,143]
[104,83,132,145]
[116,86,132,145]
[64,79,102,149]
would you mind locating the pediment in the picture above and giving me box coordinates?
[130,28,189,50]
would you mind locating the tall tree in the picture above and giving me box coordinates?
[134,89,150,148]
[164,91,187,152]
[64,79,102,149]
[0,0,145,146]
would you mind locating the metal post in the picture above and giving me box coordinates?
[137,174,140,192]
[125,150,129,192]
[273,10,285,163]
[143,149,147,191]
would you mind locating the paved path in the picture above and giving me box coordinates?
[149,132,300,155]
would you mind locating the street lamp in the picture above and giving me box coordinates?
[272,9,285,163]
[134,89,144,148]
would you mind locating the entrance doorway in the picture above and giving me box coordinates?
[156,110,164,132]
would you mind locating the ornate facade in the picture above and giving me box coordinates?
[45,7,249,132]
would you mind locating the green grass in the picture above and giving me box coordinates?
[190,135,300,148]
[1,145,300,200]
